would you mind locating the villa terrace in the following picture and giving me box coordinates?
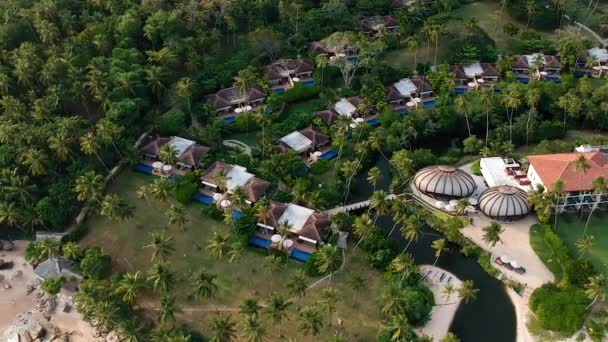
[309,41,360,62]
[315,97,380,127]
[264,58,316,94]
[451,62,499,94]
[207,86,266,123]
[512,53,562,83]
[199,161,271,206]
[138,136,210,176]
[276,125,336,164]
[385,77,436,114]
[576,47,608,78]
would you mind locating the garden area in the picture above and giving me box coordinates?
[80,170,387,340]
[556,213,608,275]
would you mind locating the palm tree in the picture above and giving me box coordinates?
[408,39,419,70]
[385,314,416,341]
[265,293,292,337]
[353,213,375,248]
[192,268,218,299]
[39,238,60,259]
[585,274,607,309]
[584,176,606,235]
[525,0,536,28]
[430,24,444,66]
[150,178,171,202]
[48,133,72,161]
[253,199,270,228]
[575,235,594,260]
[574,155,591,215]
[100,193,129,221]
[458,280,479,304]
[524,88,540,145]
[159,143,178,166]
[240,297,261,317]
[367,167,382,193]
[96,119,123,158]
[369,190,391,224]
[80,132,109,172]
[119,318,144,342]
[159,294,180,326]
[0,202,23,230]
[228,241,244,263]
[74,171,104,203]
[210,315,237,342]
[482,222,504,250]
[144,231,175,262]
[148,262,175,293]
[347,274,366,304]
[315,244,341,282]
[175,78,195,126]
[479,89,493,146]
[315,54,328,90]
[400,216,424,252]
[166,204,188,231]
[386,200,407,238]
[116,271,146,305]
[501,86,521,144]
[298,306,323,336]
[264,254,283,291]
[551,179,565,229]
[241,315,265,342]
[442,283,457,303]
[455,96,471,137]
[340,160,361,204]
[287,270,308,303]
[390,253,416,286]
[319,287,338,326]
[207,232,231,258]
[455,199,470,215]
[557,91,582,133]
[62,242,80,260]
[20,148,49,177]
[432,239,448,266]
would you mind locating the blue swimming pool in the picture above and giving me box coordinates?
[301,80,317,87]
[273,88,286,94]
[134,163,154,174]
[290,248,313,262]
[397,108,409,115]
[455,88,468,94]
[367,118,381,127]
[546,77,561,83]
[194,193,214,205]
[516,77,529,84]
[232,210,244,220]
[321,149,338,160]
[249,236,271,249]
[422,100,436,108]
[223,116,237,124]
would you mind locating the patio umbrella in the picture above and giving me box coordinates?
[349,123,358,129]
[477,78,485,83]
[313,151,323,157]
[244,105,253,112]
[465,206,476,213]
[510,260,520,269]
[445,204,456,212]
[355,117,365,123]
[539,71,548,76]
[413,97,422,103]
[467,82,476,88]
[406,101,415,107]
[212,193,222,201]
[152,161,163,169]
[292,77,300,82]
[234,107,243,114]
[449,199,459,206]
[220,199,231,208]
[593,66,601,70]
[162,164,172,173]
[500,255,510,263]
[468,198,478,206]
[435,201,446,209]
[283,239,294,248]
[602,66,608,70]
[271,234,282,243]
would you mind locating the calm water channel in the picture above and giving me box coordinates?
[346,157,516,342]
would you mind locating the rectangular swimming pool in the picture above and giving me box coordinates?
[290,249,312,262]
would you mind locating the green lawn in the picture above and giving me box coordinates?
[226,130,260,147]
[81,170,385,340]
[282,98,320,119]
[555,212,608,274]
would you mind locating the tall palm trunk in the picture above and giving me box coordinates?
[95,152,110,172]
[485,110,490,147]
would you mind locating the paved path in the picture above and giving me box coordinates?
[418,265,462,341]
[564,15,608,46]
[223,139,252,156]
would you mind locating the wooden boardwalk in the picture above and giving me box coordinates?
[323,194,400,216]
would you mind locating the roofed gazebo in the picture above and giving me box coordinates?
[413,165,476,200]
[478,185,530,221]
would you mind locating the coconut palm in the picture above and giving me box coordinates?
[585,274,607,308]
[228,241,244,263]
[482,222,504,250]
[387,200,407,238]
[80,132,109,172]
[119,318,144,342]
[524,88,540,145]
[315,244,341,282]
[241,315,265,342]
[315,54,328,90]
[144,231,175,262]
[210,314,237,342]
[385,314,416,341]
[175,78,195,126]
[166,204,188,231]
[115,271,145,306]
[407,39,419,70]
[455,95,471,137]
[432,239,448,266]
[100,193,129,221]
[192,268,218,299]
[240,297,262,318]
[265,293,292,337]
[0,202,23,230]
[576,235,594,260]
[340,160,361,204]
[207,232,231,259]
[400,215,424,252]
[74,171,104,203]
[150,178,171,202]
[367,167,382,193]
[159,294,180,325]
[159,143,178,166]
[479,89,493,146]
[557,91,582,133]
[574,156,591,210]
[369,190,391,224]
[253,199,270,227]
[585,176,607,235]
[19,148,49,177]
[551,179,565,229]
[348,274,366,304]
[298,306,323,336]
[318,287,338,325]
[148,262,175,293]
[228,186,247,211]
[48,133,72,161]
[455,199,470,215]
[264,254,283,291]
[353,213,375,247]
[458,280,479,304]
[501,85,521,144]
[442,283,456,302]
[287,269,308,302]
[39,238,60,259]
[390,253,416,286]
[96,119,123,158]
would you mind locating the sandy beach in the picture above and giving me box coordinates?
[418,265,463,340]
[0,240,97,341]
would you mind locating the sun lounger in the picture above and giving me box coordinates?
[439,273,446,281]
[447,276,452,283]
[514,267,526,274]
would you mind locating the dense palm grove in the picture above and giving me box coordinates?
[1,0,608,340]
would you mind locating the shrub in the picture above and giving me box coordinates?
[304,252,323,276]
[310,159,331,175]
[402,284,435,325]
[233,211,256,238]
[80,247,112,280]
[529,283,590,334]
[174,173,200,204]
[565,260,597,288]
[267,84,320,110]
[470,159,481,176]
[202,205,224,221]
[157,110,187,135]
[41,277,65,296]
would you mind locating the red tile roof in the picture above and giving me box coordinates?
[528,152,608,192]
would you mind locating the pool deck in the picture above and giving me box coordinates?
[417,265,462,341]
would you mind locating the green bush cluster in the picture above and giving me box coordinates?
[530,283,590,334]
[267,84,321,111]
[174,173,200,204]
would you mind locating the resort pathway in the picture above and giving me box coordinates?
[307,248,347,290]
[461,214,553,289]
[564,15,608,46]
[223,139,252,157]
[324,194,401,216]
[418,265,462,341]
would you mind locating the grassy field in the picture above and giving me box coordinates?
[556,212,608,274]
[529,224,564,281]
[226,130,260,147]
[81,171,386,340]
[282,98,320,119]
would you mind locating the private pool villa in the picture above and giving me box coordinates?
[385,77,436,114]
[198,161,271,207]
[512,53,562,83]
[264,58,316,94]
[451,62,499,94]
[137,135,210,177]
[315,96,381,127]
[207,86,267,123]
[276,125,337,164]
[251,201,331,262]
